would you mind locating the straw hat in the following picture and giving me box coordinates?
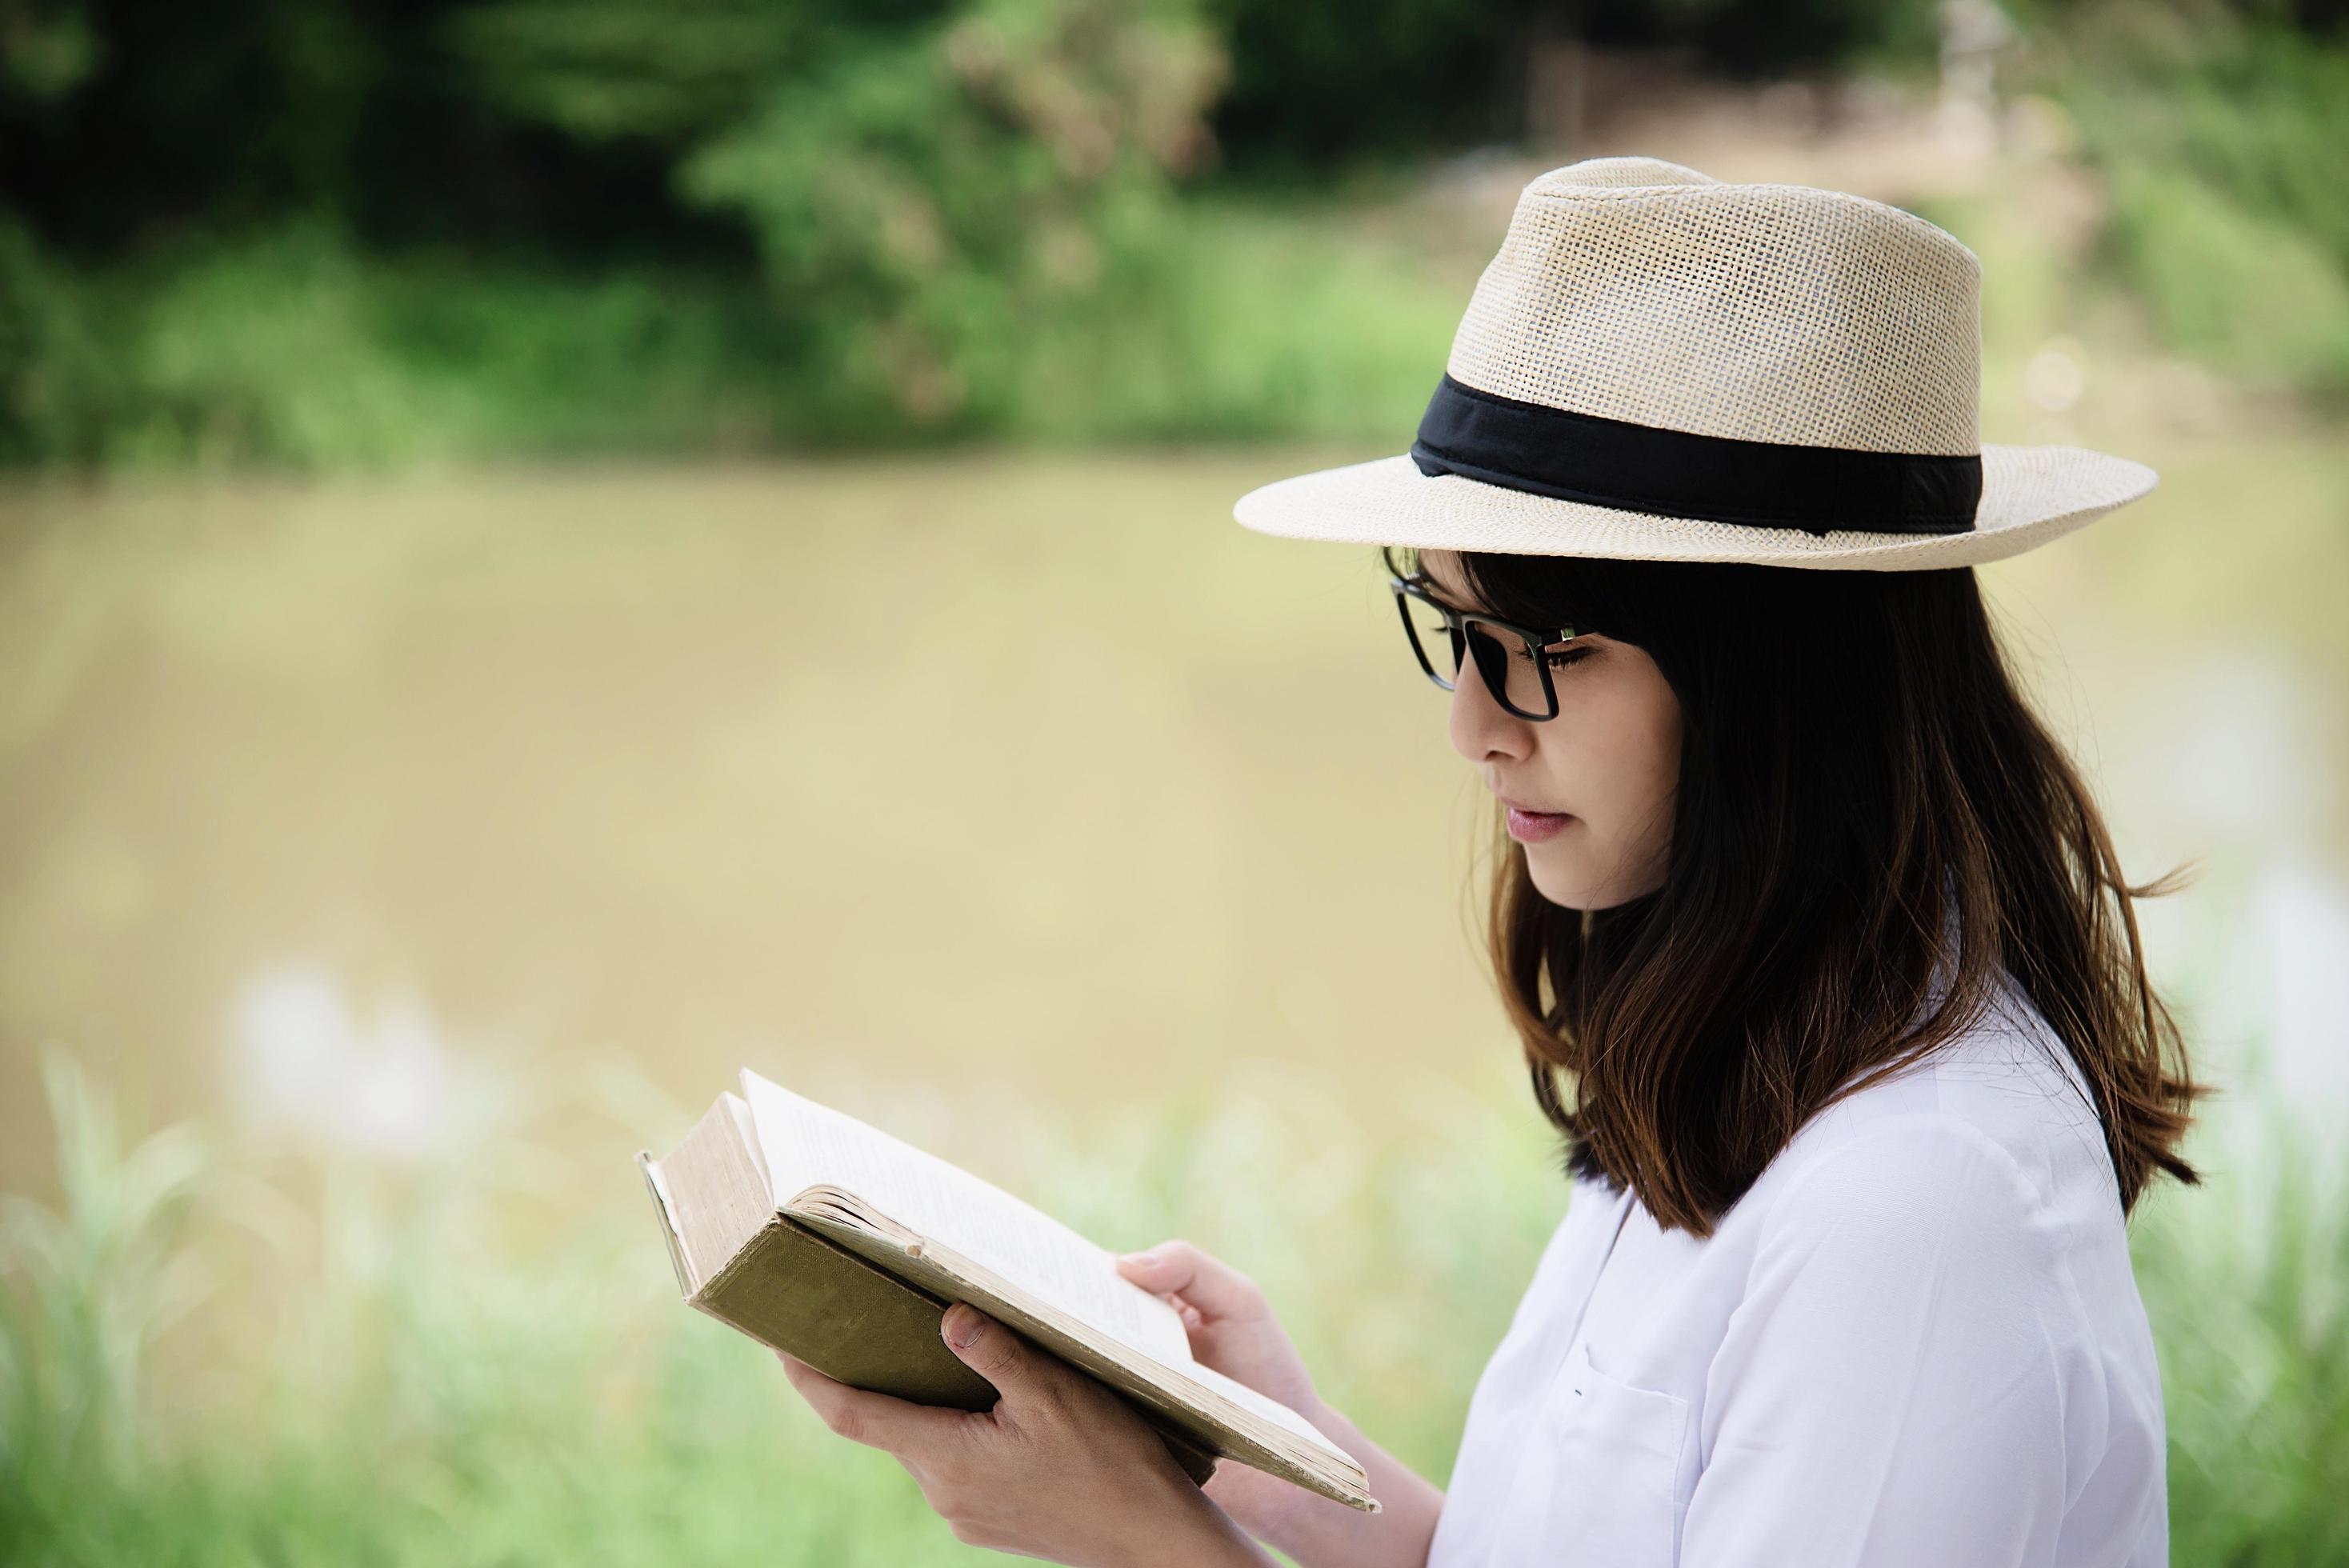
[1232,155,2158,570]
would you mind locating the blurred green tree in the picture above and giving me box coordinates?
[2,0,2343,458]
[451,0,1224,432]
[2015,0,2349,392]
[680,0,1221,431]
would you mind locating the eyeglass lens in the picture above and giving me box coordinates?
[1398,592,1556,718]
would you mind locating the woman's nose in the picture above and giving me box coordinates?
[1449,646,1532,764]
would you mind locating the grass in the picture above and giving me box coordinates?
[3,1038,2345,1566]
[0,1046,1559,1566]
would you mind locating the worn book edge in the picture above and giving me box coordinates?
[639,1148,1227,1491]
[643,1098,1371,1511]
[725,1070,1372,1510]
[781,1186,1374,1510]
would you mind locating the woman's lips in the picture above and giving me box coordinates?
[1506,805,1574,842]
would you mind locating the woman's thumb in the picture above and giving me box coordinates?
[942,1304,1029,1391]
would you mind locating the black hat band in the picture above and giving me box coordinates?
[1408,374,1983,538]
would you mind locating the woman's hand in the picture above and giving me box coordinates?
[777,1302,1274,1567]
[1114,1240,1328,1549]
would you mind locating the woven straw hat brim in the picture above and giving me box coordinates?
[1235,441,2157,570]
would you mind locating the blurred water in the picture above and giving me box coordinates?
[0,436,2343,1210]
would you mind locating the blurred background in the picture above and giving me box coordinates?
[2,0,2346,1561]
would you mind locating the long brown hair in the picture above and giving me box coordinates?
[1395,543,2210,1238]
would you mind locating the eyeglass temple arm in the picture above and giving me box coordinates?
[1389,574,1579,646]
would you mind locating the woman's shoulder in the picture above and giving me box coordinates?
[1754,966,2124,1246]
[1712,964,2166,1456]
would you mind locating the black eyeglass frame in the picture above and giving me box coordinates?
[1387,572,1591,722]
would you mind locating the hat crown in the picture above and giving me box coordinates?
[1447,158,1983,457]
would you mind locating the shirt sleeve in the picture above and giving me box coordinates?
[1681,1114,2074,1568]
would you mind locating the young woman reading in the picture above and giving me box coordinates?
[774,155,2203,1568]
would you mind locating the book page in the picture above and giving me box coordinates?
[723,1091,768,1192]
[786,1207,1368,1505]
[741,1069,1191,1368]
[1181,1359,1343,1453]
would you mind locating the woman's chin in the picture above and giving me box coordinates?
[1524,851,1595,910]
[1525,843,1654,912]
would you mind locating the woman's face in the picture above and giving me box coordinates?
[1417,550,1683,911]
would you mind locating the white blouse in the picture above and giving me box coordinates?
[1426,964,2168,1568]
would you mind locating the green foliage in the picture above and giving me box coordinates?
[2027,2,2349,393]
[445,0,807,146]
[2135,1088,2349,1565]
[0,214,113,465]
[1,0,1262,463]
[4,0,2345,463]
[1007,194,1459,442]
[448,0,1232,436]
[0,1051,1557,1566]
[0,193,1461,470]
[2103,162,2349,388]
[673,0,1225,435]
[0,218,805,470]
[0,1048,211,1525]
[5,1039,2347,1562]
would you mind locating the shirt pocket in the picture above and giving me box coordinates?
[1492,1338,1691,1566]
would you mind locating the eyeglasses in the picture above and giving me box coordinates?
[1389,573,1590,722]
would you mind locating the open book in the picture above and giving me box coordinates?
[637,1068,1377,1513]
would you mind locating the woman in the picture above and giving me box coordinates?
[776,156,2205,1567]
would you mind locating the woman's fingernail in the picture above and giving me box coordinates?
[943,1304,984,1350]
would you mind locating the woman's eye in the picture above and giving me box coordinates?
[1504,637,1593,669]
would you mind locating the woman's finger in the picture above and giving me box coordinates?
[776,1350,968,1454]
[939,1304,1078,1422]
[1114,1240,1265,1322]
